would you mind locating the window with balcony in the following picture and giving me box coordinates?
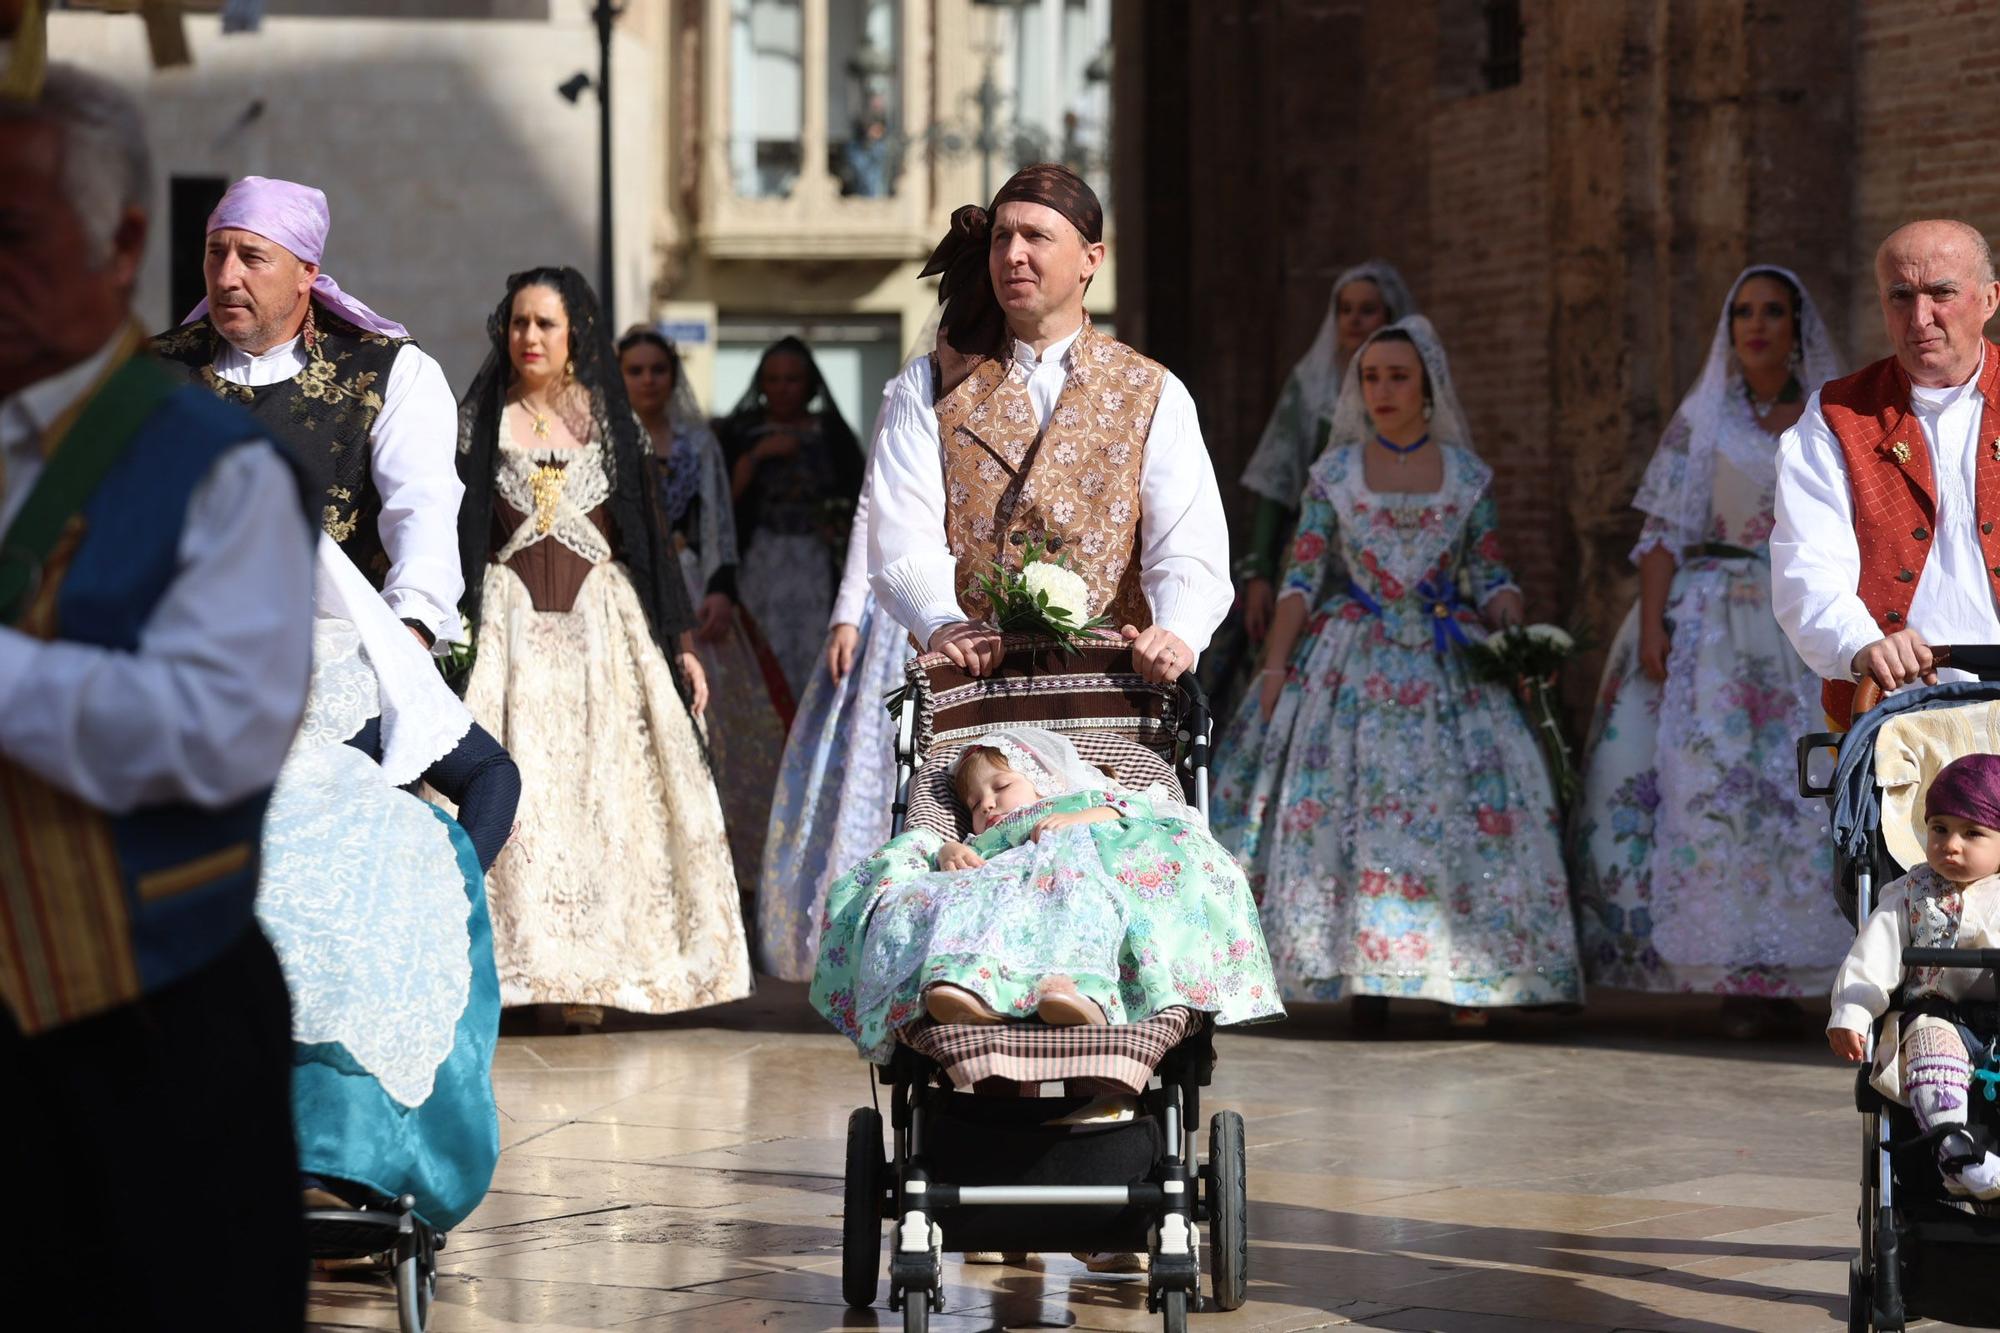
[828,0,902,197]
[959,0,1112,205]
[728,0,805,198]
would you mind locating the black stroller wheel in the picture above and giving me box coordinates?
[1159,1287,1189,1333]
[1846,1254,1869,1333]
[1206,1111,1248,1312]
[902,1292,929,1333]
[843,1107,886,1309]
[392,1214,434,1333]
[1871,1207,1903,1332]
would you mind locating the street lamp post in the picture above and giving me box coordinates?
[560,1,623,314]
[594,0,616,314]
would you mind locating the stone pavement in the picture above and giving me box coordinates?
[306,985,1979,1332]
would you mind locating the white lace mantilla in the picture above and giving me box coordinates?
[259,743,474,1107]
[494,438,613,565]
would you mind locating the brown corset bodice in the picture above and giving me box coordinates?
[491,496,617,613]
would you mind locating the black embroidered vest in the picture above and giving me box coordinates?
[150,302,412,585]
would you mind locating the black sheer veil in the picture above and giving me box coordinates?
[454,266,696,674]
[714,335,865,503]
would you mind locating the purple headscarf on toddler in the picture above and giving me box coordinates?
[1926,754,2000,831]
[179,176,410,339]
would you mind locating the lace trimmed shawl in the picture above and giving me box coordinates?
[1629,264,1842,563]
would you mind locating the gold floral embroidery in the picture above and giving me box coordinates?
[151,306,409,555]
[530,463,568,535]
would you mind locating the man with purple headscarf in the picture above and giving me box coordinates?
[866,163,1230,686]
[150,176,464,651]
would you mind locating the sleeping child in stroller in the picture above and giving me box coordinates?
[1830,753,2000,1200]
[810,728,1283,1061]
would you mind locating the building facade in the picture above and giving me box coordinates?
[654,0,1116,429]
[42,0,1121,424]
[48,0,669,390]
[1114,0,2000,709]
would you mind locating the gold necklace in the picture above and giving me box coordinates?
[517,397,554,439]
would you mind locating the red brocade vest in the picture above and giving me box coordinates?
[1819,341,2000,720]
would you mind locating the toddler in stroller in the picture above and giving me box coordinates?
[813,726,1280,1047]
[1829,752,2000,1199]
[814,637,1282,1332]
[1802,658,2000,1332]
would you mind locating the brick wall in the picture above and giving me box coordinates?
[1850,0,2000,363]
[1425,31,1557,606]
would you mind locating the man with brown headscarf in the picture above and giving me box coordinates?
[867,164,1230,683]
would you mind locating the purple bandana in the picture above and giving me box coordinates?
[179,176,410,339]
[1926,753,2000,831]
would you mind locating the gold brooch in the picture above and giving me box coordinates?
[1991,437,2000,462]
[1891,440,1911,465]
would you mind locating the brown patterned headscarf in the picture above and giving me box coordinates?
[920,163,1105,361]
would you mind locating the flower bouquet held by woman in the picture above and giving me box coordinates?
[1460,623,1586,807]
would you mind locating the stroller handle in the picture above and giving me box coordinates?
[1848,644,2000,722]
[1903,947,2000,969]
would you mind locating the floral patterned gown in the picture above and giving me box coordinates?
[1573,401,1847,994]
[810,789,1284,1062]
[1211,444,1582,1006]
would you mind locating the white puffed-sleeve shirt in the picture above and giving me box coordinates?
[1772,349,2000,684]
[211,337,466,650]
[866,325,1232,656]
[0,331,313,815]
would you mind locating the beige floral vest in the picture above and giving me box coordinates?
[934,321,1165,627]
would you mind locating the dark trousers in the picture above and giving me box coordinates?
[0,926,305,1331]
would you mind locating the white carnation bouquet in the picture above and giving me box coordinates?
[974,535,1110,654]
[1461,622,1586,807]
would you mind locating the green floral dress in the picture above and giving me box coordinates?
[810,789,1284,1062]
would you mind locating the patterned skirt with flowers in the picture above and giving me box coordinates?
[1211,597,1582,1008]
[809,790,1284,1063]
[1572,554,1846,994]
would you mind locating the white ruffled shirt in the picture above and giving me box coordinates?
[1773,349,2000,684]
[0,330,313,815]
[211,336,466,649]
[866,324,1232,655]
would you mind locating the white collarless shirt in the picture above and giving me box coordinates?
[0,331,312,814]
[866,324,1232,655]
[1772,348,2000,682]
[211,335,466,648]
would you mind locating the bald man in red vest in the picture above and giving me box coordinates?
[1772,220,2000,722]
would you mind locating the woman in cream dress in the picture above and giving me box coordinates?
[456,266,750,1026]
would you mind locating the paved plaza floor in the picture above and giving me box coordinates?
[305,985,1979,1332]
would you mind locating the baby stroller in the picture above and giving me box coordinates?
[841,635,1250,1332]
[1798,647,2000,1333]
[304,1196,442,1332]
